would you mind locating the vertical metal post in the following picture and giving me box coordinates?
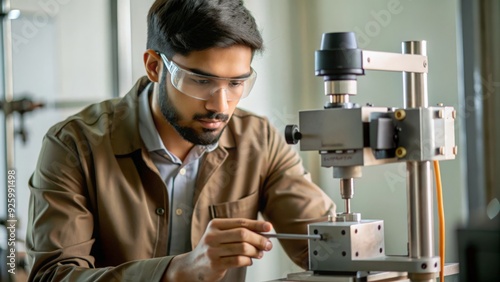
[1,0,13,168]
[403,41,435,281]
[1,1,15,282]
[403,41,428,108]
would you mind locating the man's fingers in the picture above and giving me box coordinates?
[216,227,273,251]
[217,242,264,258]
[204,219,273,252]
[210,218,272,232]
[218,255,254,269]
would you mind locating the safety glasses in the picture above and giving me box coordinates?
[159,53,257,101]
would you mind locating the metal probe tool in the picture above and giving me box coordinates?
[261,233,323,240]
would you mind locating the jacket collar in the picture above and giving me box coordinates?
[218,124,236,149]
[110,77,150,156]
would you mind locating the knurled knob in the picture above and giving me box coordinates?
[284,124,302,145]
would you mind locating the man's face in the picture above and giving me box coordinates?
[158,45,253,145]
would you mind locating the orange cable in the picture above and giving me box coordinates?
[433,161,445,282]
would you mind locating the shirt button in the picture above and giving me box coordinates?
[175,208,183,216]
[179,168,186,176]
[156,208,165,215]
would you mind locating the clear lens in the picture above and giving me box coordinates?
[160,53,256,101]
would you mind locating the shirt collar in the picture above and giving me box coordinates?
[138,83,166,153]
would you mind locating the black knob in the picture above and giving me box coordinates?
[284,125,302,145]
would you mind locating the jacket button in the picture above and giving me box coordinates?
[156,208,165,215]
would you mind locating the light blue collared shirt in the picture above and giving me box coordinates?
[138,84,217,255]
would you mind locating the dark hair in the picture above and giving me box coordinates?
[147,0,263,58]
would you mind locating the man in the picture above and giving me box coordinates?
[26,0,335,281]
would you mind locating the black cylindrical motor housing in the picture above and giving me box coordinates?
[315,32,364,81]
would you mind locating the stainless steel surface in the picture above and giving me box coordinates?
[340,178,354,213]
[299,107,388,152]
[309,221,382,270]
[336,213,361,222]
[321,148,397,169]
[402,41,435,282]
[311,253,440,274]
[330,94,350,104]
[261,233,322,240]
[406,161,434,259]
[308,221,440,274]
[344,199,350,214]
[392,107,456,161]
[299,108,364,151]
[325,80,357,95]
[402,41,428,108]
[268,263,459,281]
[362,50,428,73]
[284,271,408,281]
[333,166,363,179]
[300,105,456,161]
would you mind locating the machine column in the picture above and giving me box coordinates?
[403,41,436,282]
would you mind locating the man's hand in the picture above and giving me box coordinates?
[164,218,273,281]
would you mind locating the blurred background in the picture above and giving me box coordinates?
[1,0,499,281]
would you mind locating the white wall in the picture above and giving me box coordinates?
[6,0,112,252]
[130,0,154,83]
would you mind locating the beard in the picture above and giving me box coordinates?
[158,71,229,145]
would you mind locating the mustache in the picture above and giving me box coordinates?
[193,111,229,122]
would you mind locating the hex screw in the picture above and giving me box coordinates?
[421,263,427,269]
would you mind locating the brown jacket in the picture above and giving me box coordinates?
[26,77,335,281]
